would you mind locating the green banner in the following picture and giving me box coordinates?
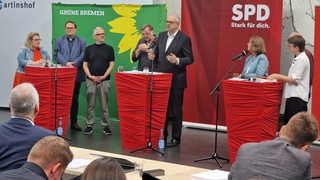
[52,3,167,119]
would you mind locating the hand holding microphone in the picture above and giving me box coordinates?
[148,40,157,50]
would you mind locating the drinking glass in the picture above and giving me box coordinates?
[132,66,138,71]
[134,161,144,176]
[118,66,124,72]
[233,73,240,79]
[143,67,149,74]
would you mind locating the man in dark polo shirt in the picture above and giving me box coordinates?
[82,27,115,135]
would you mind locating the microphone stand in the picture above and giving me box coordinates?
[194,56,244,167]
[131,44,164,155]
[53,56,71,141]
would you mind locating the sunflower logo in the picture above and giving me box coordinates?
[108,5,142,63]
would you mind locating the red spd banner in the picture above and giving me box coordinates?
[182,0,282,125]
[312,7,320,134]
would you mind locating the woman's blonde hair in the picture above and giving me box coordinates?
[249,36,266,54]
[24,32,40,48]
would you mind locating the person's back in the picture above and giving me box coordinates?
[0,119,55,171]
[229,138,311,180]
[0,83,55,171]
[229,112,318,180]
[0,136,74,180]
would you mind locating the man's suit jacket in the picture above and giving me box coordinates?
[54,35,87,82]
[0,118,55,172]
[0,162,47,180]
[228,137,312,180]
[156,30,193,88]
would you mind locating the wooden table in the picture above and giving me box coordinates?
[67,146,211,180]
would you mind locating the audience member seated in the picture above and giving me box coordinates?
[0,136,74,180]
[228,112,318,180]
[0,82,55,172]
[80,157,126,180]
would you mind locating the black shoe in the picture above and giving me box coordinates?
[103,126,112,135]
[165,138,180,148]
[70,123,82,131]
[83,127,93,135]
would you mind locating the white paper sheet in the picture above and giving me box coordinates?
[192,169,229,180]
[67,158,92,169]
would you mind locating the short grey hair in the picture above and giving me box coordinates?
[10,83,39,116]
[93,27,104,36]
[176,15,181,24]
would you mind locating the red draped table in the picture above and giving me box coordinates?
[115,72,172,150]
[222,79,283,163]
[25,66,76,136]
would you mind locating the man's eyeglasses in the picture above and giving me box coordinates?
[166,20,177,24]
[65,27,76,30]
[95,33,105,36]
[142,32,151,36]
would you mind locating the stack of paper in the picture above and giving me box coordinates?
[67,158,92,169]
[192,169,229,180]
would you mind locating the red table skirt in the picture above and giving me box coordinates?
[25,66,76,136]
[222,79,283,163]
[115,72,172,150]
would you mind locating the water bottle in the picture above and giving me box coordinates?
[158,129,165,149]
[57,117,63,136]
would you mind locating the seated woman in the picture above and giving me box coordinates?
[80,157,126,180]
[239,35,269,79]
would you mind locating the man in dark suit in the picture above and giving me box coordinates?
[229,112,318,180]
[0,136,74,180]
[152,14,194,147]
[0,83,55,172]
[54,20,87,131]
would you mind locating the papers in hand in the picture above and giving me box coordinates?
[67,158,92,169]
[192,169,229,180]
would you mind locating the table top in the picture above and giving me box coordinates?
[67,146,211,180]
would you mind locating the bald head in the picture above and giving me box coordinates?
[9,83,39,118]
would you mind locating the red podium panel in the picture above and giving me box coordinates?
[25,66,76,136]
[115,72,172,150]
[222,79,283,164]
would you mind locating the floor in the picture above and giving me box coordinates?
[1,108,320,179]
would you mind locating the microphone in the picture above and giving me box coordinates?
[54,49,58,60]
[148,35,157,49]
[148,40,157,50]
[232,50,249,61]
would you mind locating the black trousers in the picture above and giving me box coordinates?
[70,82,82,125]
[164,88,185,141]
[283,97,308,125]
